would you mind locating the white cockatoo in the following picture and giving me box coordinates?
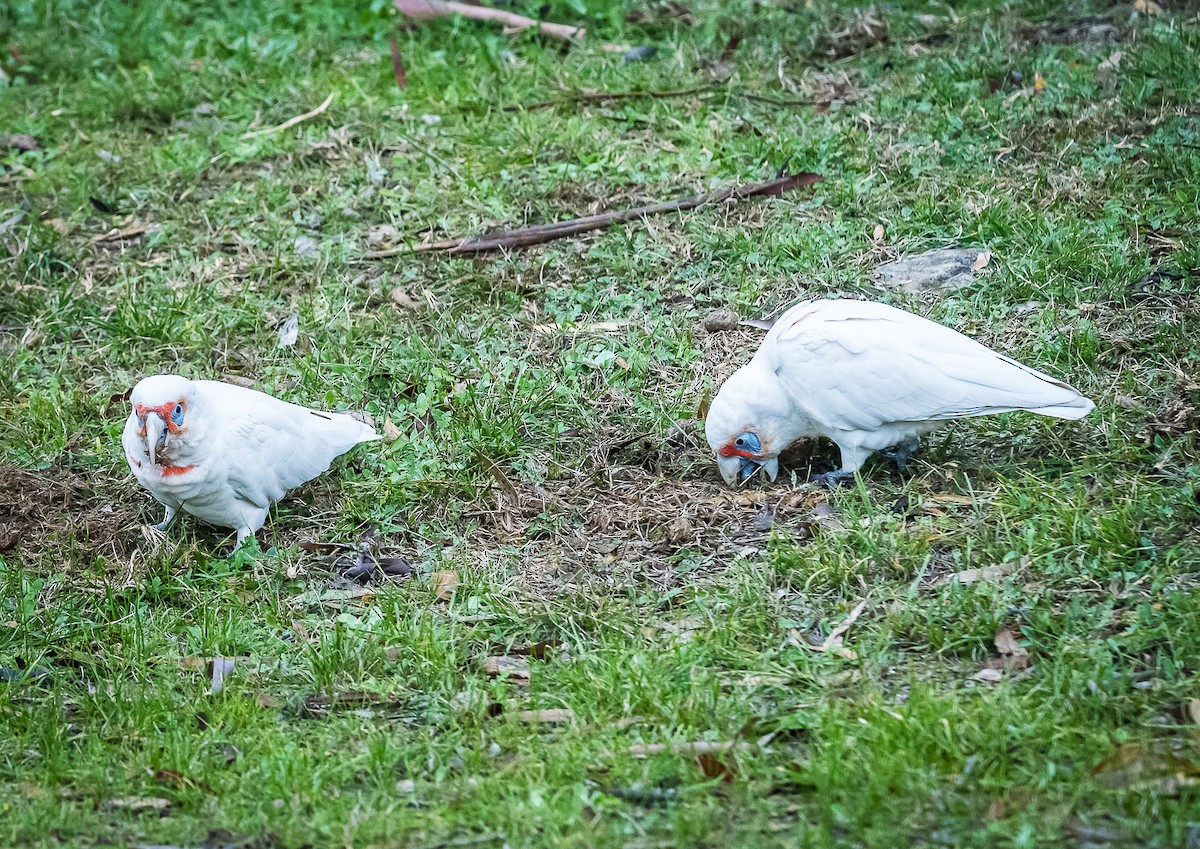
[705,299,1095,486]
[122,374,380,546]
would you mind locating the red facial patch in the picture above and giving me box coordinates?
[161,464,195,477]
[135,400,185,434]
[718,444,759,460]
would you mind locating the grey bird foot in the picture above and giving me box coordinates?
[879,437,920,472]
[153,505,179,533]
[810,468,856,489]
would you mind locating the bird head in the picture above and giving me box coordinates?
[130,374,197,466]
[704,360,793,486]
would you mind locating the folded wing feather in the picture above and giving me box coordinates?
[765,300,1092,432]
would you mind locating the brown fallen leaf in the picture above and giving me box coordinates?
[515,708,575,723]
[799,502,845,535]
[872,223,886,242]
[103,796,170,814]
[935,563,1014,587]
[483,655,531,684]
[972,667,1003,684]
[990,627,1031,671]
[431,569,458,600]
[1133,0,1163,14]
[1,134,39,152]
[387,34,407,89]
[92,222,154,243]
[1091,742,1200,794]
[383,418,402,442]
[224,375,255,389]
[696,752,736,782]
[1033,72,1046,93]
[390,286,419,310]
[629,741,748,757]
[970,250,992,272]
[1188,698,1200,727]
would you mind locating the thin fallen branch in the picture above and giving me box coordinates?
[387,35,407,89]
[362,171,825,258]
[504,85,831,112]
[395,0,626,50]
[241,92,335,140]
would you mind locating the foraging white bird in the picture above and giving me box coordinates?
[705,299,1094,487]
[122,374,379,546]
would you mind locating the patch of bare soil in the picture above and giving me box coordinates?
[0,465,143,568]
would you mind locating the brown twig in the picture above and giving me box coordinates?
[502,86,837,112]
[361,172,825,258]
[395,0,626,51]
[387,35,407,89]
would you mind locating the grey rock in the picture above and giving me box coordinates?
[874,247,987,293]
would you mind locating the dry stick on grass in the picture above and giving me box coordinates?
[362,172,825,258]
[387,35,407,88]
[395,0,627,51]
[240,93,335,140]
[504,86,832,112]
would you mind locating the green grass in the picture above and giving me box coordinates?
[2,0,1200,846]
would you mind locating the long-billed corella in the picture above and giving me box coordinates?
[704,299,1094,486]
[122,374,379,546]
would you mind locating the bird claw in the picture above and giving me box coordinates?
[879,438,920,472]
[810,469,855,489]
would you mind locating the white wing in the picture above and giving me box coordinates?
[199,381,378,509]
[762,300,1093,432]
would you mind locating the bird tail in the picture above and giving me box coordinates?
[310,410,381,453]
[1029,395,1095,420]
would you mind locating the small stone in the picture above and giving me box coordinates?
[703,308,740,332]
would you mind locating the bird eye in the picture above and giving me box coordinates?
[735,437,746,447]
[171,403,185,426]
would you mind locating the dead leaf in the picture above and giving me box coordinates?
[872,223,886,242]
[224,375,255,389]
[1,134,39,152]
[256,692,281,709]
[92,222,153,243]
[153,768,190,790]
[1133,0,1163,14]
[515,708,575,723]
[483,655,531,684]
[628,741,747,757]
[1091,742,1200,794]
[431,570,458,600]
[383,418,402,442]
[1096,51,1123,91]
[293,236,318,258]
[531,320,627,334]
[1033,72,1046,93]
[993,627,1030,670]
[45,218,68,235]
[277,313,299,347]
[387,35,407,88]
[970,250,992,272]
[799,502,844,535]
[935,563,1014,587]
[510,640,561,659]
[1188,698,1200,727]
[696,752,735,782]
[103,796,170,814]
[696,389,712,420]
[703,308,740,333]
[972,667,1003,684]
[390,286,419,310]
